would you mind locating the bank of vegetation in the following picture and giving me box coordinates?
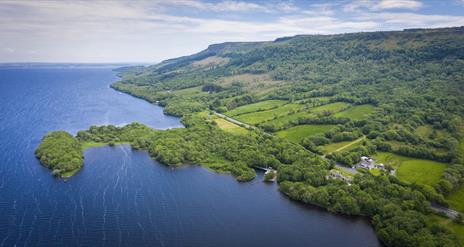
[35,131,84,177]
[40,27,464,246]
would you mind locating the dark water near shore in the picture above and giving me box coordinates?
[0,66,380,246]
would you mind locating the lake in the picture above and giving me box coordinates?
[0,66,380,246]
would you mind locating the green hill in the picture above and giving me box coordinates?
[108,27,464,246]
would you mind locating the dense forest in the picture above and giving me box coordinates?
[37,116,460,246]
[37,27,464,246]
[35,131,83,177]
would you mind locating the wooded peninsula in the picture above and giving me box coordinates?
[36,27,464,246]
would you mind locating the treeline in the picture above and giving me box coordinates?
[436,164,464,195]
[83,119,461,246]
[41,114,462,245]
[35,131,83,177]
[75,116,323,182]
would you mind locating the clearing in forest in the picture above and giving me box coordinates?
[322,137,365,154]
[311,102,350,113]
[234,103,303,125]
[214,118,248,135]
[334,104,376,120]
[276,124,334,143]
[225,100,287,116]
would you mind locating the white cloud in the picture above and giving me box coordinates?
[0,0,462,62]
[356,12,464,28]
[164,0,267,12]
[377,0,423,10]
[301,3,335,16]
[344,0,423,12]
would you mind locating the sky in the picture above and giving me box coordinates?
[1,0,464,63]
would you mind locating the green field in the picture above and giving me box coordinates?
[447,186,464,213]
[235,103,303,125]
[225,100,287,116]
[334,104,376,120]
[322,137,365,154]
[322,140,355,154]
[374,152,447,186]
[256,102,349,127]
[214,118,249,135]
[265,111,314,128]
[415,125,447,139]
[311,102,350,113]
[276,124,334,143]
[172,86,206,97]
[374,152,412,168]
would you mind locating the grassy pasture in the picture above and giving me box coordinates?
[235,103,303,125]
[276,124,334,143]
[214,118,248,135]
[191,56,229,67]
[334,104,376,120]
[225,100,287,116]
[322,141,355,154]
[415,125,447,139]
[172,86,207,97]
[218,73,282,95]
[265,111,314,128]
[322,137,365,154]
[374,152,447,186]
[260,102,349,126]
[311,102,350,113]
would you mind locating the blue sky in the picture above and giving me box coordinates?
[1,0,463,63]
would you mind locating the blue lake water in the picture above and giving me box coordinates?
[0,66,380,246]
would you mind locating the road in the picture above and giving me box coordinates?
[431,204,460,219]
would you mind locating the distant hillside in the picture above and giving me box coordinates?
[113,25,464,179]
[115,26,464,123]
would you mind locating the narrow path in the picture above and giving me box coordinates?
[331,136,366,153]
